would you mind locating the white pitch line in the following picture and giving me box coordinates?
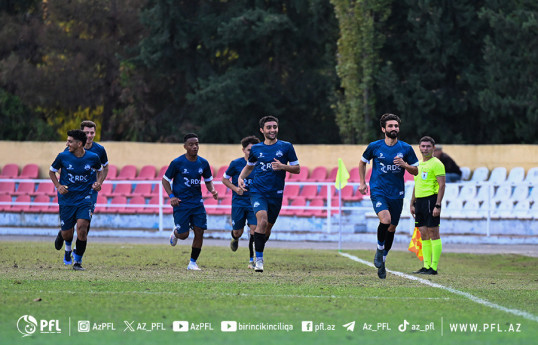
[339,251,538,322]
[7,289,449,301]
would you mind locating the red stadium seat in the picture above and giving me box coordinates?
[349,167,360,182]
[288,166,309,181]
[217,196,232,215]
[106,164,118,180]
[216,165,228,180]
[94,196,108,214]
[158,165,168,178]
[99,182,114,197]
[318,185,335,200]
[19,164,39,179]
[106,196,127,213]
[0,182,16,194]
[33,182,56,197]
[126,196,146,214]
[404,170,415,182]
[0,194,12,211]
[116,165,137,180]
[305,198,325,217]
[327,167,338,182]
[214,184,229,198]
[135,165,156,180]
[299,185,318,200]
[132,183,153,197]
[11,195,32,212]
[33,195,52,213]
[307,166,328,182]
[0,164,19,179]
[339,185,363,202]
[13,182,35,196]
[162,197,173,214]
[283,185,300,199]
[204,197,219,215]
[145,196,161,214]
[112,183,132,196]
[288,196,307,217]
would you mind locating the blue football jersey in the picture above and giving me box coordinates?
[50,150,103,206]
[361,140,418,199]
[247,140,299,197]
[224,157,255,207]
[163,155,213,208]
[86,142,109,184]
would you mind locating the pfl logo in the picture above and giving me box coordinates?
[17,315,61,337]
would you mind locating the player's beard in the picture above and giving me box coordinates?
[386,130,398,139]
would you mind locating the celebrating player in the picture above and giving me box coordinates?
[238,116,300,272]
[358,113,419,279]
[162,133,218,270]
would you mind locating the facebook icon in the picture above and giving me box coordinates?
[302,321,313,332]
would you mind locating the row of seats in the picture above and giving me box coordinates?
[0,194,344,218]
[2,163,538,184]
[442,183,538,203]
[441,198,538,220]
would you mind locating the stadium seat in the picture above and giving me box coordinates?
[404,170,415,182]
[492,185,512,202]
[50,196,59,213]
[283,184,300,199]
[19,164,39,179]
[318,185,335,200]
[33,182,56,197]
[145,196,161,214]
[511,184,530,201]
[488,167,507,184]
[460,167,471,181]
[106,196,128,213]
[204,197,220,215]
[444,199,463,218]
[299,185,318,200]
[126,196,146,214]
[214,183,229,198]
[528,187,538,203]
[470,167,489,182]
[529,201,538,219]
[218,196,232,215]
[135,165,156,180]
[513,200,532,219]
[132,183,153,197]
[307,166,328,182]
[524,167,538,183]
[288,167,309,181]
[94,196,108,214]
[13,182,35,196]
[507,167,525,184]
[0,182,16,195]
[116,165,137,180]
[348,167,360,182]
[463,199,482,218]
[340,185,362,202]
[216,165,228,180]
[33,195,52,213]
[158,165,168,178]
[112,183,133,196]
[10,195,31,212]
[327,167,338,182]
[330,197,341,215]
[491,200,515,219]
[99,183,114,197]
[306,198,326,217]
[151,184,167,198]
[475,184,493,202]
[444,184,459,202]
[107,164,118,180]
[0,194,12,211]
[0,164,19,179]
[281,196,306,217]
[458,184,476,201]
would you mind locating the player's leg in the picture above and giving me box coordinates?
[428,226,441,274]
[57,205,77,265]
[247,224,256,268]
[170,208,189,246]
[72,217,90,271]
[250,193,269,272]
[382,199,403,264]
[187,208,207,271]
[230,206,246,252]
[371,196,391,274]
[414,226,431,273]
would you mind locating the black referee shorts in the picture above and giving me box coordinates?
[415,194,440,228]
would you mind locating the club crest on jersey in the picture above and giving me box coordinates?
[396,153,404,158]
[422,171,428,180]
[376,202,382,208]
[253,201,260,208]
[84,164,91,170]
[198,168,203,174]
[275,150,283,157]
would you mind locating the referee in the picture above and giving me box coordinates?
[410,136,446,275]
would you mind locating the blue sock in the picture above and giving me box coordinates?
[377,241,385,250]
[256,251,263,259]
[190,258,196,263]
[73,251,82,263]
[65,241,72,251]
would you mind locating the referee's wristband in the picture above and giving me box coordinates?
[169,193,175,198]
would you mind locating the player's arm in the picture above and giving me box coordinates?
[272,159,300,174]
[49,169,68,195]
[222,176,243,195]
[101,164,109,181]
[410,186,416,218]
[433,175,446,217]
[204,180,218,200]
[394,157,419,176]
[238,165,254,190]
[162,177,180,207]
[358,160,369,195]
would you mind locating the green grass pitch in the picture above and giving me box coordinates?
[1,241,536,344]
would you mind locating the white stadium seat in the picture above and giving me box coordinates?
[488,167,507,184]
[524,167,538,183]
[493,185,512,202]
[471,167,489,182]
[475,183,493,202]
[511,184,530,201]
[444,184,459,202]
[513,200,532,220]
[463,199,483,218]
[507,167,525,184]
[444,199,463,218]
[460,167,471,181]
[491,200,515,219]
[458,183,476,201]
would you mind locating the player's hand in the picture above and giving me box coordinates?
[410,204,415,218]
[271,158,285,171]
[358,183,368,195]
[393,156,407,168]
[235,186,244,196]
[57,185,69,195]
[210,189,218,200]
[170,197,180,207]
[92,182,102,191]
[238,177,246,190]
[432,207,441,217]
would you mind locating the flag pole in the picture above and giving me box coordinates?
[338,186,342,251]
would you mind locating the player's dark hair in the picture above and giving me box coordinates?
[259,115,279,129]
[67,129,87,146]
[184,133,198,143]
[419,136,436,146]
[241,135,260,148]
[380,113,401,129]
[80,120,97,130]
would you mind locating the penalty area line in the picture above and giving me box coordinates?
[339,251,538,323]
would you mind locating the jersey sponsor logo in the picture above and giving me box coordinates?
[379,162,402,174]
[276,150,283,157]
[260,162,273,172]
[183,177,201,187]
[67,173,89,183]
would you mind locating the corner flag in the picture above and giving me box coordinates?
[408,227,423,261]
[334,158,350,190]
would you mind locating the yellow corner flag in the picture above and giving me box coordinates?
[408,227,423,261]
[334,158,350,190]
